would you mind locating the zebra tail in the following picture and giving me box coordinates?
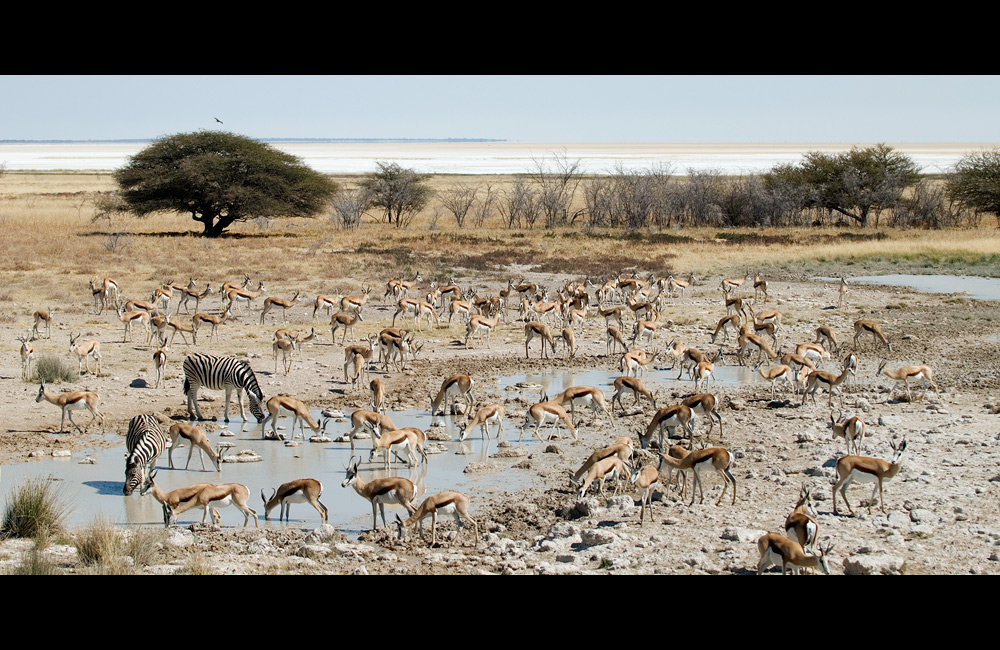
[183,377,190,395]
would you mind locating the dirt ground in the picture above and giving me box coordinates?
[3,268,1000,574]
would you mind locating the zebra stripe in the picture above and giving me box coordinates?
[124,414,167,496]
[183,353,265,423]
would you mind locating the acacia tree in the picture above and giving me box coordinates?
[112,131,338,237]
[947,148,1000,227]
[765,143,920,227]
[358,162,432,228]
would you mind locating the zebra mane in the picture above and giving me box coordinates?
[238,359,264,401]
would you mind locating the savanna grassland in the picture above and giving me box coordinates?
[2,171,1000,575]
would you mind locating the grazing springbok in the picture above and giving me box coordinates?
[575,455,627,501]
[753,361,796,399]
[554,386,613,424]
[166,422,221,471]
[162,482,259,528]
[640,404,694,450]
[457,403,505,442]
[682,392,724,440]
[521,393,578,444]
[569,437,634,486]
[395,490,479,547]
[260,395,326,441]
[524,321,558,359]
[429,374,475,417]
[853,319,891,352]
[611,375,657,412]
[261,478,328,524]
[142,473,217,527]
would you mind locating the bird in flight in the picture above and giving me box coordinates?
[214,117,224,124]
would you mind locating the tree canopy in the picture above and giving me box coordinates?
[112,131,338,237]
[947,148,1000,227]
[358,162,431,228]
[765,143,921,227]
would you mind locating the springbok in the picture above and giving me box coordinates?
[341,456,417,531]
[162,483,259,528]
[833,438,907,516]
[457,403,505,442]
[261,478,328,524]
[35,380,105,433]
[757,534,833,575]
[166,422,221,471]
[395,490,479,547]
[520,394,578,444]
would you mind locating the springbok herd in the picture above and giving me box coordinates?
[17,269,950,572]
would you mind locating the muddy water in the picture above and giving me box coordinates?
[0,408,531,535]
[0,363,762,533]
[821,274,1000,301]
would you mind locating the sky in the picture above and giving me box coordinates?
[2,75,999,143]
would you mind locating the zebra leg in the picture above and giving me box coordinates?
[187,385,204,420]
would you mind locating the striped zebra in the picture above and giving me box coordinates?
[183,353,265,423]
[123,414,167,496]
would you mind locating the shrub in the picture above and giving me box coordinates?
[74,516,121,566]
[75,517,166,570]
[5,548,62,575]
[1,477,71,543]
[33,355,76,383]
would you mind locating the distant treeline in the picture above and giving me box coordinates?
[0,138,508,144]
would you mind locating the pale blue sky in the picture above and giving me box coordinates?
[2,75,998,143]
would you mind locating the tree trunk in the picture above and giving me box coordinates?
[197,212,231,237]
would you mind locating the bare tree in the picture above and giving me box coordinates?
[613,162,675,229]
[530,151,583,228]
[894,179,964,229]
[438,185,479,228]
[583,176,616,227]
[471,182,498,228]
[329,188,369,230]
[497,178,540,229]
[680,168,726,226]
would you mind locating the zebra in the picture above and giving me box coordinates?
[123,414,167,496]
[183,353,265,423]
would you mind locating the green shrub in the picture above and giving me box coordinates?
[33,355,76,383]
[1,477,71,543]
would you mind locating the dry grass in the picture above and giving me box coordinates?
[1,172,998,315]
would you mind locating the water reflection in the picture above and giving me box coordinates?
[0,363,761,532]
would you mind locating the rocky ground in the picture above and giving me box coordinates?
[2,271,999,574]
